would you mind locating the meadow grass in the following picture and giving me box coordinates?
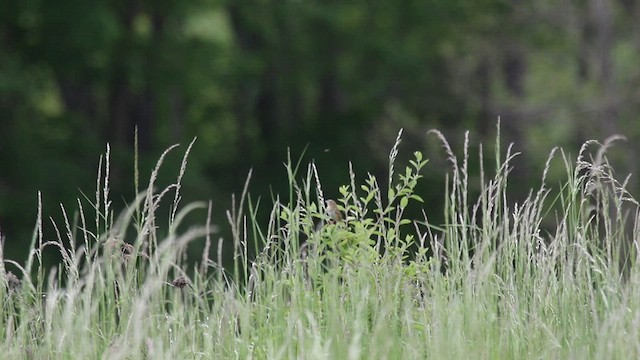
[1,127,639,359]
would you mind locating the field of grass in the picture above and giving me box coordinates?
[2,128,640,359]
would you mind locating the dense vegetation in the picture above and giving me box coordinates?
[1,129,639,358]
[3,1,640,266]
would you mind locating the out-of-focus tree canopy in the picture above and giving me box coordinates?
[2,0,640,265]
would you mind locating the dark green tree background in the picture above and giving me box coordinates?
[2,0,639,267]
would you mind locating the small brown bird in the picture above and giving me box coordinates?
[325,199,343,223]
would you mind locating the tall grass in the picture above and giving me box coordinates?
[1,127,639,359]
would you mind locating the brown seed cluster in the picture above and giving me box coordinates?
[104,237,148,262]
[171,276,189,289]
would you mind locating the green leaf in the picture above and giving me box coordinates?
[364,192,374,203]
[400,196,409,208]
[410,194,424,203]
[399,219,411,226]
[414,151,422,162]
[387,228,396,240]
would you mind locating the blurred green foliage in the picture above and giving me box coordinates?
[2,0,640,267]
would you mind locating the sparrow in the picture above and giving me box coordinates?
[325,199,343,224]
